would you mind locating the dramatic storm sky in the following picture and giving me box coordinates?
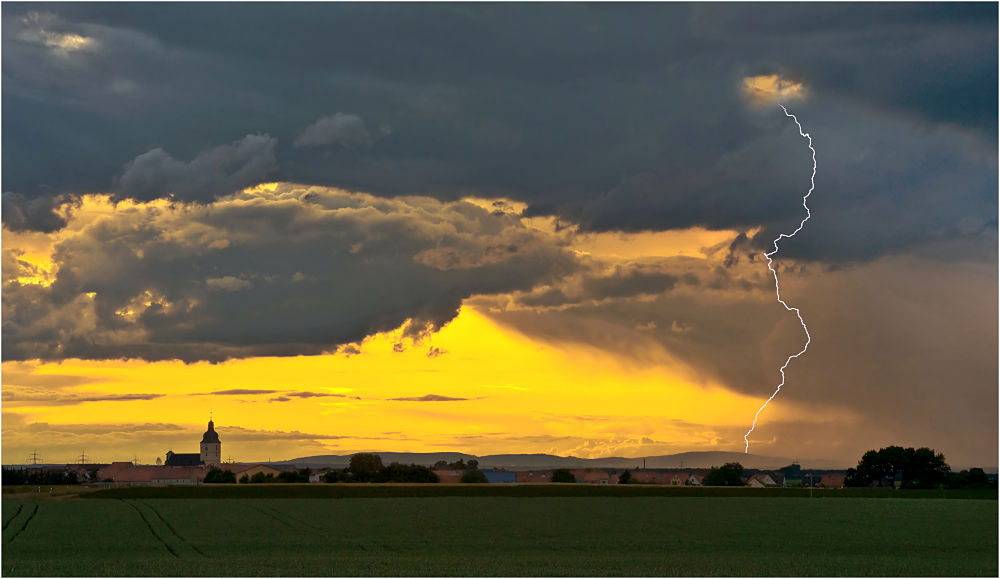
[2,3,996,468]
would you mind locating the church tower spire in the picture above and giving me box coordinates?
[200,416,221,466]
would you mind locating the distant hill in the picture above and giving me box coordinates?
[272,451,849,470]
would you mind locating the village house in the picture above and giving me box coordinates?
[432,469,464,484]
[571,469,617,484]
[98,462,206,484]
[628,470,673,485]
[483,469,516,483]
[817,474,846,488]
[307,468,335,483]
[515,470,553,483]
[746,473,786,488]
[685,471,710,486]
[219,463,283,481]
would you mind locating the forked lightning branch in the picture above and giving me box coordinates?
[743,105,817,453]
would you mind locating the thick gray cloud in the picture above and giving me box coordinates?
[2,185,578,362]
[2,4,994,264]
[481,251,999,466]
[113,134,278,203]
[294,114,371,148]
[389,394,470,402]
[1,192,74,233]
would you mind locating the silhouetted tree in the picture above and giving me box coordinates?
[203,467,237,484]
[239,474,249,484]
[703,463,744,486]
[460,469,488,483]
[380,462,441,483]
[349,453,384,482]
[777,464,802,475]
[433,460,448,469]
[949,468,993,489]
[277,469,309,483]
[552,469,576,483]
[617,470,631,484]
[1,468,80,486]
[467,459,479,470]
[845,446,950,489]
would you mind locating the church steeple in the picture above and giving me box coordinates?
[200,416,221,465]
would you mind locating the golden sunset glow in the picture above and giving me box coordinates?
[2,303,848,464]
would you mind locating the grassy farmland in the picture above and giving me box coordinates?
[3,495,997,576]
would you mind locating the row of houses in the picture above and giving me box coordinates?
[28,462,846,488]
[84,462,294,485]
[430,468,847,488]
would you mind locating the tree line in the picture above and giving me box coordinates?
[2,468,80,486]
[323,454,442,483]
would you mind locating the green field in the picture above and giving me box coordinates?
[2,495,996,576]
[77,483,998,500]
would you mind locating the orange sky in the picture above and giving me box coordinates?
[3,305,850,465]
[1,191,855,464]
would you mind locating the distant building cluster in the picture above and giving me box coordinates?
[11,419,849,488]
[17,419,295,485]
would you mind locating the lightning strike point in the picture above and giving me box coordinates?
[743,104,816,453]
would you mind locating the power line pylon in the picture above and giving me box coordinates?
[28,450,42,466]
[77,450,90,465]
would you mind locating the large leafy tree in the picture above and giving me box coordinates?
[845,446,950,489]
[349,453,385,482]
[703,462,744,486]
[460,469,488,483]
[203,467,237,484]
[950,468,992,489]
[552,469,576,483]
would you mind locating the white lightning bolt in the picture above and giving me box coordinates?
[744,104,816,453]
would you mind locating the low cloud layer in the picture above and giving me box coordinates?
[2,185,577,362]
[389,394,470,402]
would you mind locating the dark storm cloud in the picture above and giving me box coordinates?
[114,134,278,203]
[2,185,578,363]
[2,388,163,407]
[388,394,470,402]
[2,4,994,263]
[482,253,999,466]
[514,257,750,310]
[192,389,281,396]
[294,114,372,149]
[1,192,74,233]
[286,392,346,399]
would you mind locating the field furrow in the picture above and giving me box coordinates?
[124,500,204,559]
[2,501,23,531]
[2,502,37,544]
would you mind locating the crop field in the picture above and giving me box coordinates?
[3,496,997,576]
[79,483,999,500]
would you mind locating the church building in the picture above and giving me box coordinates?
[164,418,221,466]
